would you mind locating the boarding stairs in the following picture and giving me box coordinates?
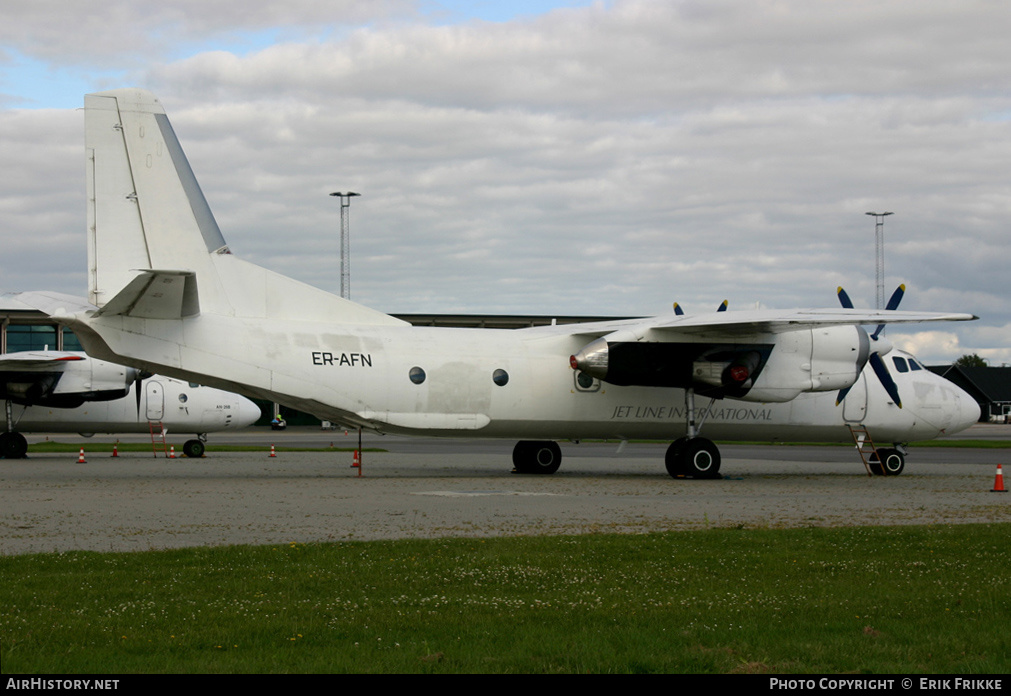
[847,425,879,476]
[148,421,168,458]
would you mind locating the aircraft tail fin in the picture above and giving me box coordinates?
[86,89,227,309]
[85,88,404,326]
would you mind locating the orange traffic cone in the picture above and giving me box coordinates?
[77,448,87,463]
[269,444,276,458]
[351,450,360,468]
[169,445,176,459]
[111,443,119,458]
[992,465,1007,493]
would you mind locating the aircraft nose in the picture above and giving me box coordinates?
[953,392,981,434]
[236,396,263,428]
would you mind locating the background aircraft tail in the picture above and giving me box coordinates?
[85,88,403,326]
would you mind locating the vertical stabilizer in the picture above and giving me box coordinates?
[84,88,406,327]
[86,89,227,308]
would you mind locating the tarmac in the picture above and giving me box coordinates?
[2,424,1008,555]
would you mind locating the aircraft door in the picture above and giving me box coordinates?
[842,373,867,423]
[145,381,165,421]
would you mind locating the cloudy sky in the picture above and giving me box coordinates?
[1,0,1007,365]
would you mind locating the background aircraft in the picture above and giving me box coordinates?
[19,88,979,478]
[0,350,261,458]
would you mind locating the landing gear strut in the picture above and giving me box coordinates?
[665,388,722,479]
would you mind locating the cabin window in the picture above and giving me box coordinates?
[409,366,426,385]
[493,369,509,386]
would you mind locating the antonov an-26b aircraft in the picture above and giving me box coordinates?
[0,350,261,458]
[21,89,980,478]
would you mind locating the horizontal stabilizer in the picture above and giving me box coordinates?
[95,270,199,319]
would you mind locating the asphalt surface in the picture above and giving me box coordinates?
[2,425,1008,555]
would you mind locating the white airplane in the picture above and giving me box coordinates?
[18,88,980,477]
[0,350,261,458]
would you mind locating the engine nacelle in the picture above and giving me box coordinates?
[569,325,869,402]
[50,360,142,404]
[723,325,870,402]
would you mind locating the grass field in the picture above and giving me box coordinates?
[2,524,1009,674]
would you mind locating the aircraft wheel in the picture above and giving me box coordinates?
[664,437,690,477]
[183,439,205,458]
[870,448,904,476]
[667,437,721,479]
[512,440,561,475]
[0,432,28,459]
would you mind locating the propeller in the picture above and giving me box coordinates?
[835,285,905,408]
[132,369,154,418]
[672,300,727,315]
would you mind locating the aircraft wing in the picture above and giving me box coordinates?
[0,350,140,408]
[648,307,977,336]
[552,305,976,403]
[524,306,976,340]
[0,352,85,371]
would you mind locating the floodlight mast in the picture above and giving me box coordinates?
[330,192,360,299]
[866,211,893,310]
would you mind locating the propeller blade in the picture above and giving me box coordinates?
[717,300,728,312]
[869,353,902,408]
[835,385,852,406]
[872,284,906,339]
[673,302,684,316]
[836,287,854,309]
[885,284,906,312]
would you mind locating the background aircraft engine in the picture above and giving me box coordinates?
[50,362,142,404]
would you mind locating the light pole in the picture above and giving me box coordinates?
[330,192,360,299]
[865,211,893,310]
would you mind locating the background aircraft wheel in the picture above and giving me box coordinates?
[512,440,561,474]
[183,439,205,458]
[0,432,28,459]
[870,448,904,476]
[664,437,690,477]
[672,437,721,479]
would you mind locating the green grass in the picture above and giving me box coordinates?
[2,524,1009,674]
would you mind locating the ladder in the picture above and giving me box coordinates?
[148,421,168,458]
[847,425,878,476]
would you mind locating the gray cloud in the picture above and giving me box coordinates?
[1,0,1008,364]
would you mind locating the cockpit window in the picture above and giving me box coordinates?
[909,359,923,371]
[892,356,909,373]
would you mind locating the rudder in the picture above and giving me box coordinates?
[85,89,228,308]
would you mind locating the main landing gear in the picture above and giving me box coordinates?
[665,387,722,479]
[1,401,28,459]
[0,431,28,459]
[512,440,562,474]
[664,436,721,479]
[510,389,723,479]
